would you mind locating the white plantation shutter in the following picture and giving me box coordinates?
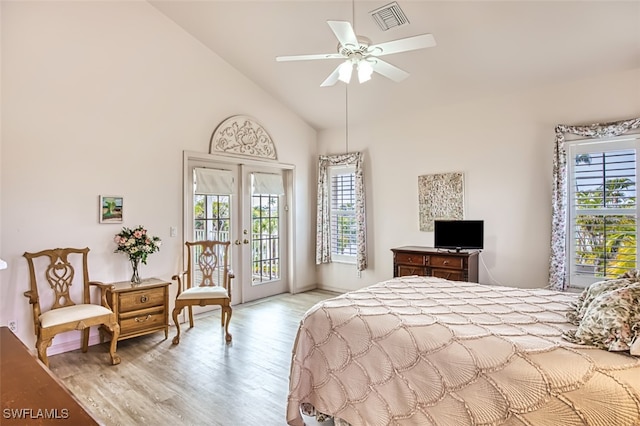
[329,166,357,260]
[568,135,639,288]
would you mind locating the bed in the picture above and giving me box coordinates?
[286,276,640,426]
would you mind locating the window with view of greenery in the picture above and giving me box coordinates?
[568,137,638,288]
[330,166,357,262]
[194,194,231,242]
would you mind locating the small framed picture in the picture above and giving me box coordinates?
[99,195,123,223]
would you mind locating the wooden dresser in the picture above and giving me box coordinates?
[100,278,170,342]
[391,246,480,282]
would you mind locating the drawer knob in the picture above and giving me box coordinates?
[443,260,449,265]
[140,295,149,303]
[135,315,151,323]
[407,257,412,262]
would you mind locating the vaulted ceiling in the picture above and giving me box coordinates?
[149,1,640,131]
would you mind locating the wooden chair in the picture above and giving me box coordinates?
[172,240,234,344]
[23,247,121,367]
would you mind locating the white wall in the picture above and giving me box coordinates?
[0,1,317,352]
[317,68,640,292]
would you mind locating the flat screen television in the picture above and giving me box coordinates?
[434,220,484,252]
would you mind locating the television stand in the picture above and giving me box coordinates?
[391,246,480,282]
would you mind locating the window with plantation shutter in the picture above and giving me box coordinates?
[567,135,640,288]
[329,165,357,262]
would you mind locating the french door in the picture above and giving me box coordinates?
[241,165,288,302]
[184,154,289,306]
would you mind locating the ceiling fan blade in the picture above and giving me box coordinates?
[276,53,344,62]
[370,59,410,82]
[368,34,436,57]
[320,64,342,87]
[327,20,359,49]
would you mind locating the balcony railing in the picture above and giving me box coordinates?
[194,230,230,242]
[192,230,279,284]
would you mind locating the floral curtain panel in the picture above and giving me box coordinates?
[316,152,367,272]
[549,117,640,291]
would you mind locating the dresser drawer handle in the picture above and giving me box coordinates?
[443,260,449,265]
[140,295,149,303]
[135,315,151,323]
[407,257,412,262]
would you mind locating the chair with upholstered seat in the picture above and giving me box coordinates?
[23,247,121,367]
[172,240,234,344]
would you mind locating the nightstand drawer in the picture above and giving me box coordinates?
[395,252,427,266]
[430,255,464,269]
[120,308,165,334]
[119,287,164,313]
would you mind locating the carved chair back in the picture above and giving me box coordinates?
[184,240,231,295]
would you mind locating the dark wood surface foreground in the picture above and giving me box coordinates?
[1,326,101,425]
[43,290,336,425]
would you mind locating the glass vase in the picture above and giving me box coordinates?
[130,258,141,284]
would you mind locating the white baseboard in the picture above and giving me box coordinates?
[292,284,319,294]
[315,284,349,294]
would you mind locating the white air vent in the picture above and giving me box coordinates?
[370,2,409,31]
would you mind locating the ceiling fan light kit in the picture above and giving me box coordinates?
[276,19,436,87]
[336,57,375,84]
[357,61,374,83]
[338,61,353,84]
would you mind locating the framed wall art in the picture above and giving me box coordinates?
[99,195,123,224]
[418,172,464,232]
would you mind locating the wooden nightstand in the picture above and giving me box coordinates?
[99,278,171,342]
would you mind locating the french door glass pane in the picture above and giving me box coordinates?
[193,193,231,287]
[194,194,231,242]
[251,194,279,284]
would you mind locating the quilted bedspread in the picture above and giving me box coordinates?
[286,276,640,426]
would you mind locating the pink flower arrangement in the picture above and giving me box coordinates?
[113,225,161,264]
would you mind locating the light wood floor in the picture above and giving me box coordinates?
[49,289,338,426]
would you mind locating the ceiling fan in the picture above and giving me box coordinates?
[276,20,436,87]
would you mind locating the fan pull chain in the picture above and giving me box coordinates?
[345,85,349,154]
